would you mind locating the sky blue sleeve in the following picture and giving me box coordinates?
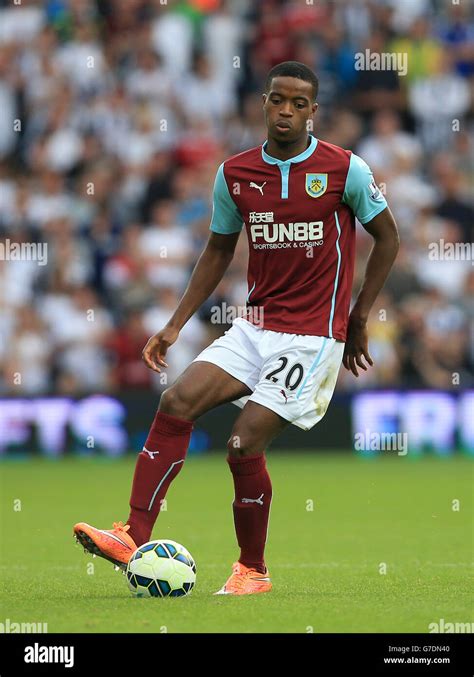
[342,153,387,224]
[209,163,244,234]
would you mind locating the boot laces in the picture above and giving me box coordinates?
[112,521,130,533]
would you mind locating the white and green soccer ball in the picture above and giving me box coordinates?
[126,540,196,598]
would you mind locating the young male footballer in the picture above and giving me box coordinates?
[74,62,399,595]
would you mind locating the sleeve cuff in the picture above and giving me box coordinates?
[357,203,387,225]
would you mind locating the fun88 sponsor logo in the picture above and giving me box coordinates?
[249,213,324,248]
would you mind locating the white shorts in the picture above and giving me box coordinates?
[193,317,344,431]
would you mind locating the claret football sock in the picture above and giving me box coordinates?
[227,453,272,574]
[127,411,193,546]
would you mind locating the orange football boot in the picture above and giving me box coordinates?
[214,562,272,595]
[73,521,137,570]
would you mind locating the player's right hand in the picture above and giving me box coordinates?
[142,325,179,373]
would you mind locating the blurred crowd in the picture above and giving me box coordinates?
[0,0,472,396]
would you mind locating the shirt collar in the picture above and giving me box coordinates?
[261,135,318,165]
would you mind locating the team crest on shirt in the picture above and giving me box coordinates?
[305,173,328,198]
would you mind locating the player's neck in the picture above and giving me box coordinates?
[264,135,311,162]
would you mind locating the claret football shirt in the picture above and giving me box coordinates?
[210,135,387,340]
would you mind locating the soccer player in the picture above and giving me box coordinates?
[74,62,399,595]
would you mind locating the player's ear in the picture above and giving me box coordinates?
[262,93,267,106]
[312,102,318,115]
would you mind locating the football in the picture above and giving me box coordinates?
[126,540,196,598]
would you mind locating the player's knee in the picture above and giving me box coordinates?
[159,386,195,420]
[226,432,260,458]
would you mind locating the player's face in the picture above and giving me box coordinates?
[263,77,318,144]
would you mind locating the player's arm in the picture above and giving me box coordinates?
[142,232,239,373]
[342,154,400,377]
[142,163,244,373]
[344,206,399,377]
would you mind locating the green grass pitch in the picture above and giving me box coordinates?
[0,452,472,633]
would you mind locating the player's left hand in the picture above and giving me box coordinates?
[342,315,374,377]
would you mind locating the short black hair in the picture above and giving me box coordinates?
[265,61,319,101]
